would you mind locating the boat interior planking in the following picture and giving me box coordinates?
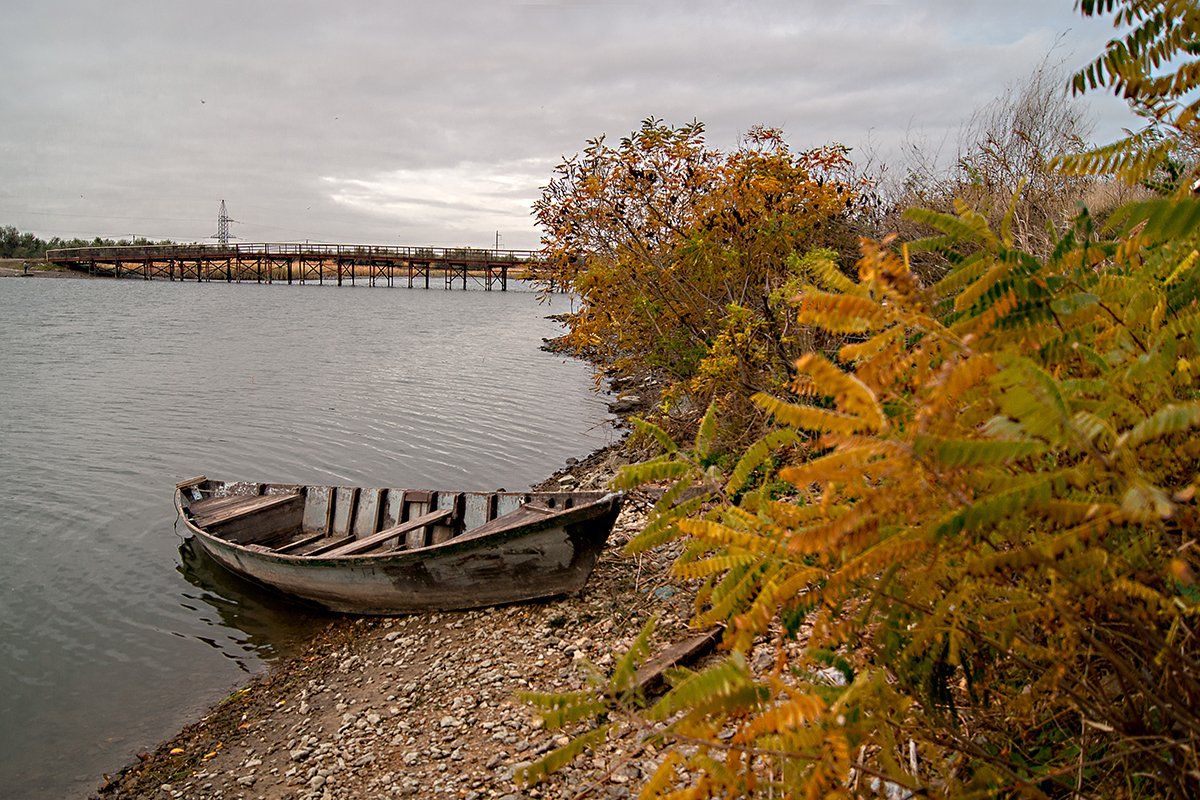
[174,476,623,614]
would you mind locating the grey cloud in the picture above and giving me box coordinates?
[1,1,1134,248]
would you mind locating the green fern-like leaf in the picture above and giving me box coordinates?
[914,435,1045,467]
[649,653,763,720]
[932,474,1057,539]
[1119,402,1200,451]
[613,457,692,490]
[788,249,862,295]
[1108,198,1200,241]
[903,206,999,249]
[633,417,679,454]
[610,617,658,694]
[694,402,718,459]
[626,493,709,555]
[725,429,800,495]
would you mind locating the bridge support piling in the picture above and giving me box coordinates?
[43,243,536,292]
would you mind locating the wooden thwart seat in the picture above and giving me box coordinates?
[275,532,328,555]
[321,508,453,557]
[304,535,354,557]
[458,503,556,541]
[190,493,300,529]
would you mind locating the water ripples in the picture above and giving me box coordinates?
[0,279,611,799]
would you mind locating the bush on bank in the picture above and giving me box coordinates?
[524,1,1200,797]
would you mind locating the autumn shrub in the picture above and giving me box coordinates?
[535,121,867,446]
[522,193,1200,799]
[521,2,1200,797]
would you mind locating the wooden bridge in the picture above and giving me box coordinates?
[44,243,544,291]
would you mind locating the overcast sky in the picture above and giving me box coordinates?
[1,1,1133,249]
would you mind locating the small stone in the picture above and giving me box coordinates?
[608,394,641,413]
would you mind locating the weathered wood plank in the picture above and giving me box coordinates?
[192,493,299,528]
[495,493,526,518]
[201,495,305,546]
[381,489,406,529]
[458,503,556,540]
[305,535,355,556]
[353,488,382,537]
[176,475,207,490]
[275,532,327,554]
[303,486,333,534]
[331,487,358,537]
[322,509,452,557]
[632,628,723,695]
[429,493,461,544]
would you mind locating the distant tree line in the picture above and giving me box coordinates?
[0,226,171,259]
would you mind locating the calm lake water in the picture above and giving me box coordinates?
[0,278,613,799]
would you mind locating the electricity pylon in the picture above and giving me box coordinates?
[211,200,238,245]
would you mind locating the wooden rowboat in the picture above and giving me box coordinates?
[174,476,623,614]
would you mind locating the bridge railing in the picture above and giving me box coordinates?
[44,242,543,263]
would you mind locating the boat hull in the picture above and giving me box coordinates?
[178,490,622,614]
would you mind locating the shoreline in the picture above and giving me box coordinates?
[94,480,693,800]
[94,349,680,800]
[0,260,541,283]
[0,262,94,278]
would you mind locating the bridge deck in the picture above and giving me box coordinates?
[44,243,545,291]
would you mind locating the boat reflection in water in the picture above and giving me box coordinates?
[175,537,331,672]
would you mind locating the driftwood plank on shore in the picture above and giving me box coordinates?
[633,628,723,694]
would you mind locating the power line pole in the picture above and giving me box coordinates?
[212,200,238,246]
